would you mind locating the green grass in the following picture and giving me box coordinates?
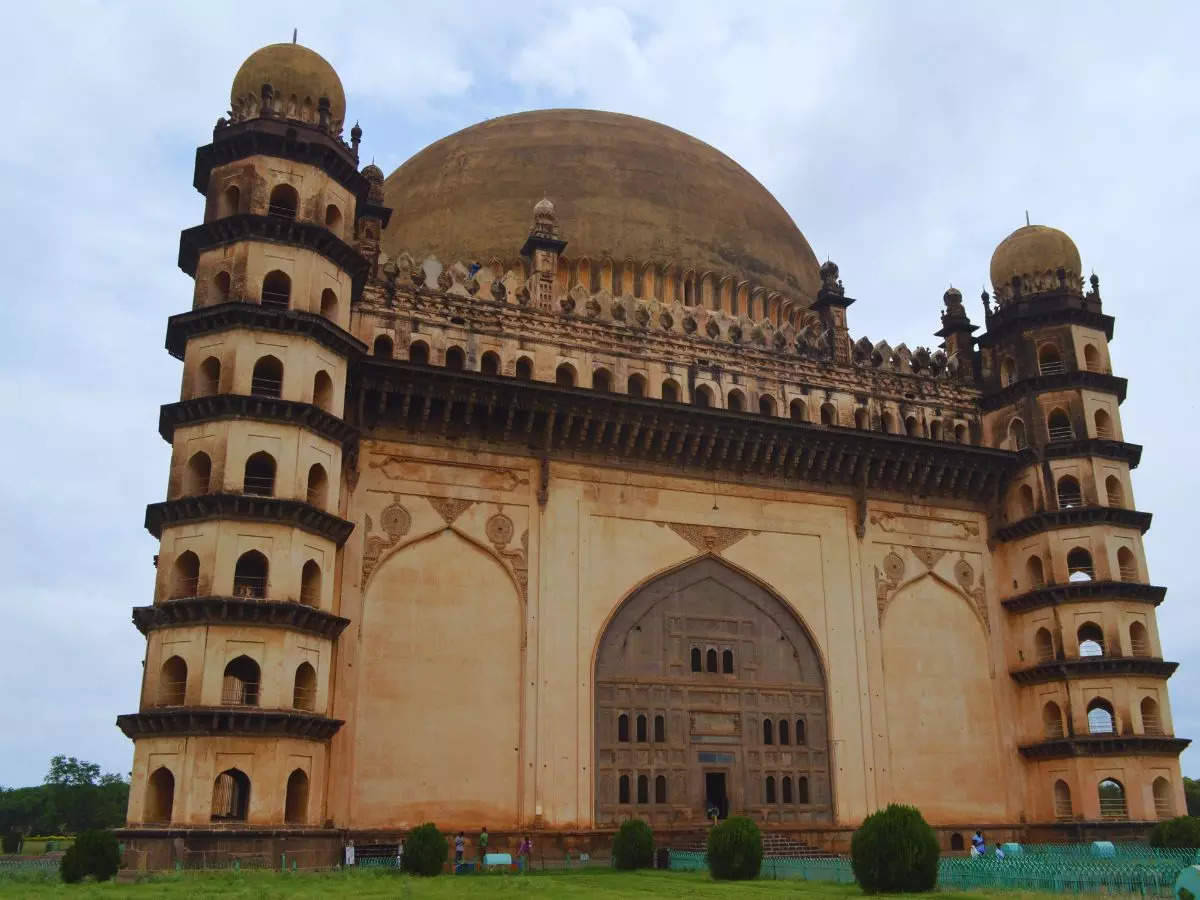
[0,867,1087,898]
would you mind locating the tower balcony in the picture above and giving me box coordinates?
[1016,438,1142,469]
[994,504,1152,542]
[1010,655,1178,687]
[145,493,354,546]
[1001,580,1166,614]
[1018,734,1189,761]
[133,595,350,642]
[166,302,366,362]
[159,395,357,449]
[116,707,343,742]
[981,370,1127,412]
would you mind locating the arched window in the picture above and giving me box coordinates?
[516,356,534,380]
[795,719,806,746]
[904,415,919,437]
[445,346,466,372]
[1026,555,1045,588]
[1042,701,1064,738]
[268,183,299,220]
[481,351,501,376]
[1067,547,1094,582]
[690,647,701,672]
[617,714,629,743]
[1086,697,1115,734]
[183,452,211,496]
[1117,547,1138,582]
[628,374,646,398]
[763,719,774,745]
[313,371,333,412]
[1153,777,1173,818]
[1056,475,1083,509]
[930,419,943,441]
[779,720,790,745]
[1098,778,1126,820]
[618,775,630,804]
[797,776,809,804]
[637,774,649,804]
[1078,622,1105,657]
[219,184,240,218]
[1034,627,1054,663]
[854,407,869,430]
[213,270,231,302]
[1047,409,1073,442]
[324,203,342,234]
[159,656,187,706]
[243,451,276,497]
[222,655,260,706]
[950,833,965,851]
[694,384,713,408]
[146,767,175,823]
[661,379,680,402]
[1038,343,1064,375]
[555,363,576,387]
[1094,409,1114,439]
[1129,621,1150,657]
[198,356,221,397]
[320,288,338,319]
[285,769,309,824]
[820,402,837,426]
[760,395,777,416]
[790,399,808,422]
[1009,418,1027,450]
[171,551,200,599]
[654,714,665,743]
[706,648,718,672]
[211,768,251,822]
[765,776,776,804]
[408,341,430,365]
[1053,779,1073,820]
[1141,697,1162,735]
[1083,344,1102,373]
[306,463,328,508]
[293,662,316,711]
[727,389,745,412]
[592,369,612,393]
[260,270,291,309]
[722,649,734,674]
[1018,483,1036,518]
[955,422,968,444]
[636,714,647,743]
[1105,475,1124,508]
[1000,357,1017,386]
[782,776,793,803]
[251,356,283,399]
[655,774,667,804]
[233,550,268,599]
[373,335,393,359]
[300,560,321,607]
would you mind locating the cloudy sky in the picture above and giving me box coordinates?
[1,1,1197,789]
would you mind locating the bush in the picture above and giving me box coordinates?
[400,823,447,876]
[706,816,763,881]
[1,832,21,854]
[612,818,654,870]
[850,804,939,894]
[59,830,120,884]
[1149,815,1200,848]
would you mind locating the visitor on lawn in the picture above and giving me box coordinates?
[455,831,465,865]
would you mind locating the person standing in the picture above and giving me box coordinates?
[454,831,465,866]
[971,831,985,857]
[478,826,489,867]
[396,839,404,870]
[517,835,533,872]
[344,838,355,867]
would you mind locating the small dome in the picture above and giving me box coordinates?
[231,42,345,130]
[943,286,962,306]
[533,197,555,215]
[361,163,384,182]
[989,224,1082,303]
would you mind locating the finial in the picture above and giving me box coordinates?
[1025,210,1030,226]
[293,28,298,44]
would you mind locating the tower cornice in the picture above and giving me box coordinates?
[132,596,350,641]
[1010,656,1178,686]
[1018,735,1189,761]
[159,395,358,449]
[165,302,367,361]
[116,708,343,741]
[145,494,354,545]
[1001,580,1166,614]
[1016,438,1142,469]
[980,370,1127,411]
[994,505,1152,542]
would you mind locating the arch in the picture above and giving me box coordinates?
[251,355,283,398]
[1056,475,1083,509]
[1084,343,1103,373]
[222,655,260,706]
[1077,621,1105,657]
[779,719,790,745]
[637,774,648,804]
[796,719,806,746]
[955,423,968,444]
[618,775,630,804]
[324,203,342,233]
[1038,343,1064,375]
[373,335,393,358]
[1018,483,1036,518]
[555,362,576,387]
[1034,627,1054,663]
[1117,546,1138,582]
[636,713,647,743]
[197,356,221,397]
[1000,357,1017,386]
[904,415,919,437]
[292,662,316,711]
[284,769,309,824]
[950,833,964,851]
[243,451,276,497]
[408,341,430,365]
[694,384,713,408]
[880,410,895,434]
[145,766,175,823]
[170,550,200,600]
[1067,547,1094,582]
[233,549,268,599]
[300,559,321,607]
[628,373,646,398]
[267,183,298,219]
[820,402,837,426]
[1098,778,1126,819]
[930,419,943,441]
[516,356,534,380]
[306,463,328,508]
[181,450,212,499]
[320,288,338,319]
[1042,701,1064,738]
[1094,408,1114,439]
[1054,779,1073,820]
[1026,555,1045,588]
[1129,621,1150,657]
[782,776,793,803]
[798,776,810,804]
[763,719,774,745]
[854,407,869,430]
[159,656,187,706]
[1086,697,1115,734]
[654,714,665,743]
[617,713,629,742]
[706,647,718,672]
[480,351,501,376]
[790,399,808,422]
[592,368,612,393]
[722,649,734,674]
[727,389,745,412]
[1105,475,1124,508]
[690,647,701,672]
[655,774,667,804]
[1141,696,1162,735]
[444,346,466,372]
[1152,777,1173,818]
[312,371,333,412]
[1009,418,1027,450]
[261,270,291,309]
[1047,408,1073,442]
[211,768,251,822]
[765,775,776,803]
[213,270,232,302]
[219,184,240,218]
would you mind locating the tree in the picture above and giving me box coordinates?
[0,756,128,836]
[1185,777,1200,817]
[46,757,102,787]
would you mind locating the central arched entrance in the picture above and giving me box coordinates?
[594,557,832,826]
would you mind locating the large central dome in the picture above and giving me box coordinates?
[382,109,820,303]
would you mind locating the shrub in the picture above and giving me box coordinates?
[850,804,939,894]
[1149,815,1200,848]
[1,832,21,854]
[400,823,447,876]
[612,818,654,870]
[706,816,763,880]
[59,830,120,884]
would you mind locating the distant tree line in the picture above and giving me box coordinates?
[0,756,128,836]
[1186,776,1200,817]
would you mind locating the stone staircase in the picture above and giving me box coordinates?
[670,830,832,858]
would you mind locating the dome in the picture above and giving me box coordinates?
[382,109,821,302]
[231,42,345,130]
[989,224,1082,302]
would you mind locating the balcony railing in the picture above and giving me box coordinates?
[292,687,316,712]
[267,204,296,220]
[169,577,200,600]
[1119,564,1139,582]
[1142,714,1163,735]
[1067,566,1095,582]
[260,290,290,310]
[1054,800,1074,821]
[1057,489,1084,509]
[154,681,187,707]
[1099,798,1128,820]
[242,475,275,496]
[1038,360,1067,376]
[250,377,283,398]
[1154,797,1173,819]
[232,576,267,599]
[221,681,260,706]
[1129,636,1151,657]
[1095,423,1115,439]
[1048,425,1075,442]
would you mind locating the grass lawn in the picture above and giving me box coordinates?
[0,867,1083,898]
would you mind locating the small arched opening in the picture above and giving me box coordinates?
[765,776,776,804]
[1083,344,1103,373]
[312,371,333,412]
[763,719,774,745]
[722,649,734,674]
[904,415,919,436]
[1152,777,1173,818]
[854,407,869,430]
[233,549,268,599]
[146,767,175,823]
[1086,697,1116,734]
[1000,357,1017,386]
[211,768,251,822]
[251,356,283,398]
[637,774,649,804]
[628,374,646,398]
[1018,483,1036,518]
[1141,697,1162,735]
[1098,778,1127,820]
[654,714,666,743]
[727,389,745,412]
[636,714,647,743]
[655,774,667,804]
[555,363,576,387]
[782,776,793,803]
[881,410,895,433]
[243,451,276,497]
[705,648,718,672]
[198,356,221,397]
[480,351,501,376]
[300,560,321,607]
[1094,408,1114,439]
[516,356,534,380]
[790,399,808,422]
[1038,343,1064,375]
[408,341,430,365]
[373,335,393,359]
[1034,627,1055,663]
[1042,700,1064,738]
[617,714,629,743]
[796,719,806,746]
[1026,555,1045,589]
[1056,475,1083,509]
[445,346,466,372]
[320,288,338,319]
[1117,547,1138,582]
[324,204,342,234]
[213,270,232,302]
[950,833,965,851]
[170,551,200,600]
[930,419,943,441]
[267,183,299,220]
[690,647,701,672]
[292,662,316,711]
[1054,779,1073,820]
[1067,547,1094,582]
[593,368,612,393]
[798,776,809,804]
[306,463,328,508]
[1047,408,1073,442]
[219,184,240,218]
[760,395,777,417]
[820,402,837,426]
[184,452,211,496]
[284,769,309,824]
[955,422,968,444]
[694,384,713,408]
[1009,418,1027,450]
[618,775,630,804]
[1105,475,1124,508]
[1129,621,1150,657]
[159,656,187,706]
[1077,621,1105,657]
[260,270,291,309]
[222,655,260,706]
[779,720,790,745]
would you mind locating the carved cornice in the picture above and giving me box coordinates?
[159,395,358,448]
[165,302,367,361]
[116,708,343,741]
[981,371,1127,412]
[132,597,350,640]
[178,215,369,299]
[1018,735,1189,761]
[978,291,1114,345]
[1001,580,1167,614]
[1017,439,1142,469]
[1010,656,1178,686]
[994,505,1152,542]
[145,494,354,546]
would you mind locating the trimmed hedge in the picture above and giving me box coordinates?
[1149,815,1200,848]
[612,818,654,870]
[1,832,21,854]
[706,815,763,880]
[850,804,939,894]
[399,823,447,876]
[59,830,120,884]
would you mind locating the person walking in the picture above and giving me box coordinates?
[454,831,465,867]
[343,838,355,867]
[517,835,533,872]
[396,839,404,870]
[478,826,489,868]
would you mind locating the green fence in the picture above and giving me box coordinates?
[0,858,58,874]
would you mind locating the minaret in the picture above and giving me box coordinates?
[979,224,1187,825]
[117,42,380,845]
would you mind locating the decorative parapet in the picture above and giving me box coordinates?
[1001,580,1166,614]
[159,395,358,448]
[165,303,367,361]
[116,708,343,741]
[132,596,350,641]
[1010,656,1178,686]
[1018,735,1189,761]
[977,288,1112,345]
[145,494,354,546]
[994,506,1152,542]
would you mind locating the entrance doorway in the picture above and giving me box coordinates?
[705,772,728,819]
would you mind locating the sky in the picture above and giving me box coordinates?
[0,1,1197,789]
